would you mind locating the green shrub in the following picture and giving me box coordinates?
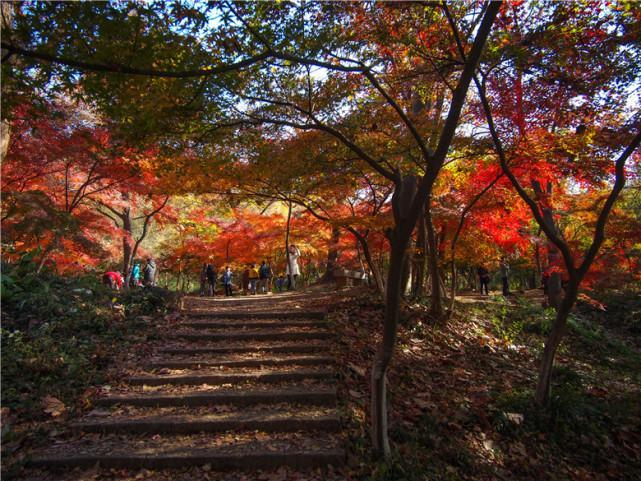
[489,298,555,342]
[117,286,180,317]
[494,366,634,448]
[1,255,177,422]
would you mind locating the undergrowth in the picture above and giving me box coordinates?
[1,254,179,422]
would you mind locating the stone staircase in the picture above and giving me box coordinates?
[29,302,344,472]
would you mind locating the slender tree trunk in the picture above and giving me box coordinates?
[371,238,407,456]
[36,241,56,274]
[353,231,385,295]
[371,176,417,457]
[121,207,133,290]
[285,199,292,280]
[355,236,366,272]
[401,239,413,297]
[425,204,443,318]
[412,213,427,298]
[532,181,564,308]
[1,2,14,163]
[535,279,579,405]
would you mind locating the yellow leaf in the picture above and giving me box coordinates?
[42,395,66,417]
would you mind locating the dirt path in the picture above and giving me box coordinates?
[24,291,347,478]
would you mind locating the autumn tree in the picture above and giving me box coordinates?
[200,1,501,456]
[448,1,641,404]
[1,101,140,272]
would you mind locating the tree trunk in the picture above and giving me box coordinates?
[122,207,133,290]
[412,213,427,298]
[535,279,579,406]
[1,2,14,163]
[284,199,292,279]
[319,225,340,283]
[401,239,413,297]
[425,205,443,318]
[371,175,417,457]
[36,241,56,274]
[354,230,385,295]
[371,238,407,457]
[532,181,564,309]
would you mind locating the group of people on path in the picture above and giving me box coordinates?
[476,258,510,296]
[102,257,157,291]
[199,245,302,297]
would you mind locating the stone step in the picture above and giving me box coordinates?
[147,355,334,369]
[73,412,341,434]
[182,320,328,329]
[183,311,326,320]
[157,343,330,355]
[95,388,337,408]
[129,369,334,386]
[29,432,344,470]
[175,330,332,342]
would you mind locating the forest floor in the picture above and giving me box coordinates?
[3,285,640,481]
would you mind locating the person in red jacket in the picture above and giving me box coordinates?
[102,271,124,290]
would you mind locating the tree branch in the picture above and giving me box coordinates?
[1,41,271,78]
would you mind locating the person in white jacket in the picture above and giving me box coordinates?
[285,244,301,290]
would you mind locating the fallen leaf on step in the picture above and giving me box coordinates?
[42,395,66,417]
[348,362,366,377]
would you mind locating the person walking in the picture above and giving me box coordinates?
[477,265,490,296]
[248,263,259,295]
[143,257,156,287]
[199,263,208,297]
[130,262,141,288]
[265,259,275,292]
[500,258,510,296]
[222,266,233,296]
[206,263,217,296]
[258,260,272,294]
[275,273,285,292]
[285,244,301,290]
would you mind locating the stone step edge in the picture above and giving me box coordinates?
[73,415,341,434]
[181,311,327,320]
[28,449,345,470]
[95,388,337,407]
[157,344,330,355]
[181,320,328,329]
[129,370,334,386]
[147,356,334,369]
[175,332,333,341]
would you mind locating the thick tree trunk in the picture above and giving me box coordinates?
[320,225,340,283]
[535,279,579,405]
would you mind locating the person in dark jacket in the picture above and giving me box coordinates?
[206,263,217,296]
[221,266,233,296]
[258,260,273,294]
[500,258,510,296]
[143,258,156,287]
[477,265,490,296]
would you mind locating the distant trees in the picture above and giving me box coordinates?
[2,0,640,459]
